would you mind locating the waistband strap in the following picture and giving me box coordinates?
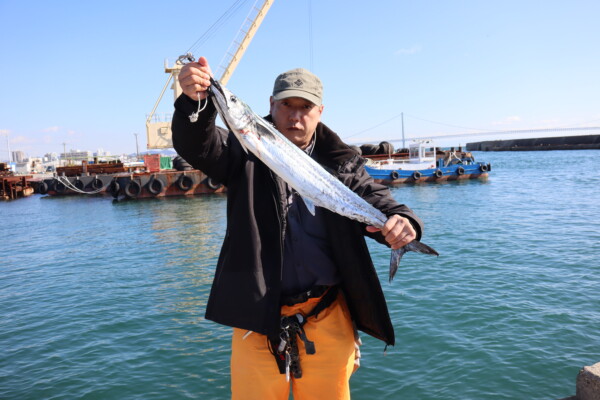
[280,284,331,307]
[271,286,340,380]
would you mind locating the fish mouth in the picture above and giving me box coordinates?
[208,77,240,110]
[208,77,225,99]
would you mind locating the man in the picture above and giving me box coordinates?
[172,56,424,400]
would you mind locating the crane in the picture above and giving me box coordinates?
[146,0,274,150]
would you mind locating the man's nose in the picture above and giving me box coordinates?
[288,109,301,121]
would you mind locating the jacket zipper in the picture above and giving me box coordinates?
[270,170,286,275]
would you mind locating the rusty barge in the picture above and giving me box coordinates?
[1,163,35,200]
[36,155,225,199]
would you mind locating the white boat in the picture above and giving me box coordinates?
[364,139,491,184]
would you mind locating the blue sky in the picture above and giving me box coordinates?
[1,0,599,159]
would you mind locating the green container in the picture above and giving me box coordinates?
[160,156,173,170]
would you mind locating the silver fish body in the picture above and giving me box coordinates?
[207,78,438,281]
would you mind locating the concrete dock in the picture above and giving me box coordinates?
[559,362,600,400]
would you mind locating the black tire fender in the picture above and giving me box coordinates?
[147,177,164,195]
[38,181,49,194]
[177,174,194,191]
[434,169,443,178]
[124,180,142,198]
[91,177,103,190]
[54,179,66,193]
[412,171,422,180]
[391,170,399,180]
[457,166,465,175]
[109,180,120,198]
[206,177,222,190]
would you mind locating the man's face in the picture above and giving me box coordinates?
[269,96,324,149]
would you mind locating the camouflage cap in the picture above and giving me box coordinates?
[272,68,323,106]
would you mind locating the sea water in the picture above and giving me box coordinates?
[1,150,599,399]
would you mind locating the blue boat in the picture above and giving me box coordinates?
[363,140,491,184]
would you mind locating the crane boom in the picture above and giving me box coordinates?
[217,0,274,85]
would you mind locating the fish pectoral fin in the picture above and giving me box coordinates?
[300,196,316,216]
[236,131,250,155]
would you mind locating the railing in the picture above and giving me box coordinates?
[145,113,173,123]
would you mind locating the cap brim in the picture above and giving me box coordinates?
[273,89,321,106]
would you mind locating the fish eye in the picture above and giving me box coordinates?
[230,95,237,103]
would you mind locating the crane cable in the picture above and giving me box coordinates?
[346,113,600,141]
[308,0,314,71]
[185,0,251,57]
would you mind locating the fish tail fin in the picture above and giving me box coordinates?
[389,247,407,283]
[388,241,439,283]
[406,240,439,257]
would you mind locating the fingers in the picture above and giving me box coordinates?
[380,215,416,250]
[178,56,213,101]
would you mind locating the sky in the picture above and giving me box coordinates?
[1,0,599,160]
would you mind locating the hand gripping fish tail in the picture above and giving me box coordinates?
[389,241,439,283]
[207,77,439,283]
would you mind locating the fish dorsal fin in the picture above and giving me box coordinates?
[301,196,316,216]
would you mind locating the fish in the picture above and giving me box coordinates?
[206,77,438,282]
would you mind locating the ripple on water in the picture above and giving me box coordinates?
[2,151,600,399]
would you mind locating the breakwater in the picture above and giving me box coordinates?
[466,134,600,151]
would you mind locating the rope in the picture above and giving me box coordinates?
[56,175,106,195]
[189,92,208,123]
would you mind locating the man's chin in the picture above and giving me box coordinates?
[282,129,303,139]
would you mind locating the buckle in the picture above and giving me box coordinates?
[281,285,330,306]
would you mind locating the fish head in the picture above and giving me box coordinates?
[208,78,254,138]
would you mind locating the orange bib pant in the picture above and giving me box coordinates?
[231,292,358,400]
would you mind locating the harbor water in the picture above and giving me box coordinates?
[2,150,599,399]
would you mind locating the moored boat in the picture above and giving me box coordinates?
[1,163,35,200]
[364,139,491,184]
[36,155,226,199]
[107,169,225,200]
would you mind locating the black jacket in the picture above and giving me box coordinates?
[172,95,424,346]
